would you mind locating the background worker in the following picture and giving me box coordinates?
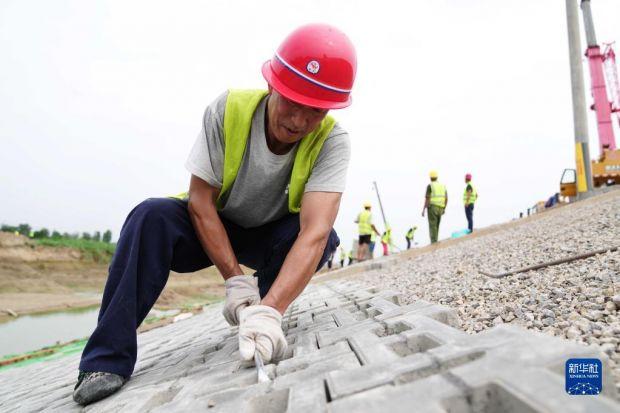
[347,249,354,266]
[73,24,357,406]
[339,246,346,268]
[369,231,377,257]
[354,202,381,261]
[463,173,478,233]
[381,225,392,256]
[405,226,417,249]
[422,170,447,244]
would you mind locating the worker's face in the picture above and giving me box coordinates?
[266,89,329,144]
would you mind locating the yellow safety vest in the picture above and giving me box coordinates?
[406,227,416,240]
[429,182,447,208]
[381,229,392,243]
[174,89,336,213]
[357,210,373,235]
[463,182,477,205]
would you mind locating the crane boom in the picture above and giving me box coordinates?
[580,0,616,153]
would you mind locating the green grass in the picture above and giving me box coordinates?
[0,338,88,371]
[34,238,116,262]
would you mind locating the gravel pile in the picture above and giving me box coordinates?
[358,190,620,392]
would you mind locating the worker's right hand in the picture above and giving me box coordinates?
[238,305,287,363]
[222,275,261,326]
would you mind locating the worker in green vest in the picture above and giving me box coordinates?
[405,226,417,249]
[422,170,447,244]
[463,173,477,233]
[381,225,392,256]
[354,201,381,261]
[74,24,358,406]
[369,230,377,256]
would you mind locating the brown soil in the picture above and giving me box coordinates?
[0,232,227,322]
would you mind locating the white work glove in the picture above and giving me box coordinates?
[222,275,261,326]
[238,305,287,363]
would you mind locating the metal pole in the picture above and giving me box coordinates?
[580,0,597,46]
[566,0,594,197]
[372,181,388,227]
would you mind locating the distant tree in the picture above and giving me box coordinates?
[92,231,101,242]
[52,231,62,239]
[102,230,112,243]
[62,232,71,239]
[33,228,50,239]
[70,232,79,239]
[17,224,31,237]
[82,232,92,241]
[1,225,18,233]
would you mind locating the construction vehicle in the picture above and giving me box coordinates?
[561,1,620,199]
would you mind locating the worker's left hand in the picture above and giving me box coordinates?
[238,305,287,363]
[222,275,261,326]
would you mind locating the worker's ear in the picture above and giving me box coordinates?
[267,84,273,93]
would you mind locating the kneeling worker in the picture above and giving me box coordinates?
[73,24,357,405]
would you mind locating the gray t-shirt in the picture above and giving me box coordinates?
[185,91,350,228]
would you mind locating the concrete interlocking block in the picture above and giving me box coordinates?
[1,280,619,412]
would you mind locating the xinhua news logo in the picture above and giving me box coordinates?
[565,358,602,395]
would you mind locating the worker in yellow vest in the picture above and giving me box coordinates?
[354,201,381,261]
[463,173,478,233]
[74,24,357,406]
[369,231,377,256]
[405,226,417,249]
[381,225,392,256]
[422,170,447,244]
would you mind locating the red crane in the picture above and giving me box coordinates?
[561,0,620,197]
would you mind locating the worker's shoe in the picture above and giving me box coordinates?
[73,371,127,405]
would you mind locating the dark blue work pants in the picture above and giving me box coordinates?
[79,198,339,378]
[465,203,474,232]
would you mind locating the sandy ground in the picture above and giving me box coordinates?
[0,269,226,321]
[0,234,228,322]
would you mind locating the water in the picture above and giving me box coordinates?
[0,307,99,358]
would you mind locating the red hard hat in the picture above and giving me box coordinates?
[465,173,472,180]
[262,24,357,109]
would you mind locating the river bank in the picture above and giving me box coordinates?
[0,231,228,322]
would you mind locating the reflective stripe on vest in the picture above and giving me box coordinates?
[429,182,447,208]
[357,210,372,235]
[173,89,336,212]
[463,183,477,205]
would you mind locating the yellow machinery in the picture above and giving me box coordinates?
[561,150,620,198]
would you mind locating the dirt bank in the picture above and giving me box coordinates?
[0,232,226,322]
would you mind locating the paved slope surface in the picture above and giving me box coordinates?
[1,281,618,412]
[358,190,620,391]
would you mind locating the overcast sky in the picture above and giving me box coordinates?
[1,0,619,252]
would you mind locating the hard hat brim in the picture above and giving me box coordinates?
[262,60,352,110]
